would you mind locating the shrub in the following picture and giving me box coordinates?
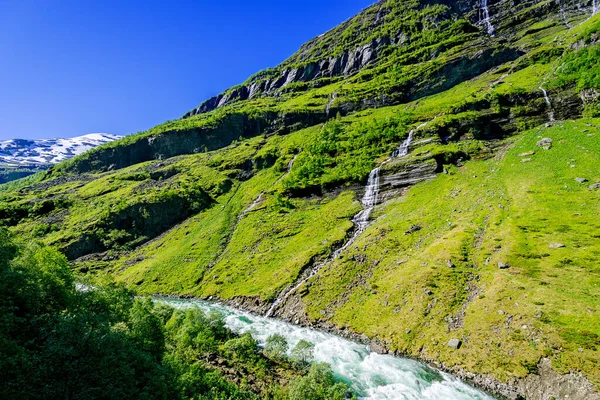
[289,363,349,400]
[264,334,289,360]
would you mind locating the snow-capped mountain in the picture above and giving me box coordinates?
[0,133,121,167]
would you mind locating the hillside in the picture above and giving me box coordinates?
[1,1,599,398]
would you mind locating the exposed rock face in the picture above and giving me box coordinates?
[183,38,391,118]
[57,111,328,175]
[378,157,438,202]
[183,0,593,119]
[515,358,600,400]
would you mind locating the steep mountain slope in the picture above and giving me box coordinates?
[1,1,599,398]
[0,133,121,183]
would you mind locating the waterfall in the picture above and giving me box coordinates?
[540,87,555,122]
[266,123,428,317]
[560,0,573,28]
[391,122,427,158]
[353,167,381,231]
[480,0,495,36]
[594,0,598,15]
[286,154,298,173]
[325,92,338,116]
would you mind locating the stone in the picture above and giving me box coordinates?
[550,243,566,249]
[446,260,456,268]
[536,138,553,150]
[518,151,535,157]
[588,183,600,190]
[448,339,462,349]
[521,158,532,163]
[575,178,588,184]
[498,262,510,269]
[424,288,434,296]
[405,224,422,234]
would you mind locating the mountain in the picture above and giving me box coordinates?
[0,133,121,167]
[1,1,599,399]
[0,133,121,184]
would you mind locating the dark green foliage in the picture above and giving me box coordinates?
[291,340,315,366]
[283,117,410,194]
[2,231,354,399]
[289,363,350,400]
[554,44,600,90]
[265,334,289,360]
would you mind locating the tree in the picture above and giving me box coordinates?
[222,333,259,362]
[264,334,289,360]
[128,298,166,361]
[289,363,349,400]
[291,340,315,366]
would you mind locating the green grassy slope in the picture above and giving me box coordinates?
[1,1,599,396]
[300,119,600,384]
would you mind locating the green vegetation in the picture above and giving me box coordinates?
[300,119,600,384]
[0,230,349,399]
[0,1,599,397]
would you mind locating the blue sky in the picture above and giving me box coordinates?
[0,0,372,140]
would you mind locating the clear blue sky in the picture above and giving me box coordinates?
[0,0,372,140]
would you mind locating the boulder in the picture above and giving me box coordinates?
[575,178,588,184]
[536,138,553,150]
[448,339,462,349]
[498,262,510,269]
[550,243,566,249]
[405,224,422,235]
[518,151,535,157]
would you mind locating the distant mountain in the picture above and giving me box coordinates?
[0,133,121,184]
[0,133,121,167]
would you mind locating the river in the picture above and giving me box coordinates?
[158,298,496,400]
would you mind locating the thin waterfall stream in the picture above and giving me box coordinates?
[560,0,573,28]
[266,123,428,317]
[539,87,556,122]
[159,297,496,400]
[480,0,495,36]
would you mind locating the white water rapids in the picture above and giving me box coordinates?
[159,298,496,400]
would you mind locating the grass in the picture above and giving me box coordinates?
[298,119,600,384]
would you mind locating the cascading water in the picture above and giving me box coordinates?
[353,167,381,231]
[480,0,495,36]
[560,0,573,28]
[539,87,555,122]
[594,0,598,15]
[161,298,496,400]
[266,124,425,317]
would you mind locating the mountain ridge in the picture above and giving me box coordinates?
[1,1,599,399]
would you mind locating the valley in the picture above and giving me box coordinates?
[1,1,599,398]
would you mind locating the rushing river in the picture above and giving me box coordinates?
[158,298,496,400]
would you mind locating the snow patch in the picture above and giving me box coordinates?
[0,133,121,166]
